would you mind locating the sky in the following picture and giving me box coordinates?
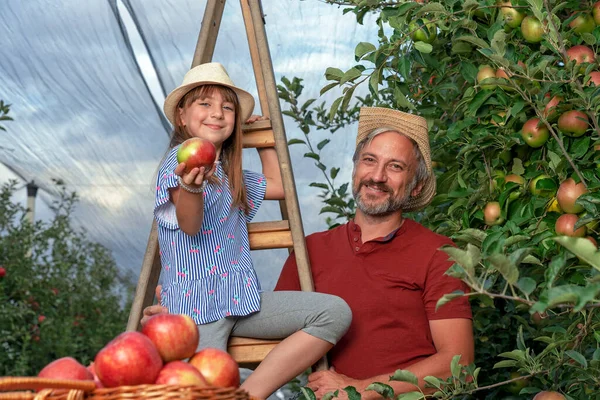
[0,0,377,290]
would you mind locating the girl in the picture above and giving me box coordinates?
[154,62,351,399]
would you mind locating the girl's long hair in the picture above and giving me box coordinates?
[170,84,248,213]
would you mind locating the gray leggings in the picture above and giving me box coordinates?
[197,291,352,351]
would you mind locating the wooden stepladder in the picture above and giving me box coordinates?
[126,0,322,370]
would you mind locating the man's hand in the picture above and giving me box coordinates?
[140,285,168,326]
[306,367,362,400]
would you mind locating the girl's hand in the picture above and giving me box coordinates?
[245,115,269,124]
[174,162,216,187]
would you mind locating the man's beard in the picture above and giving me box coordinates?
[352,179,412,216]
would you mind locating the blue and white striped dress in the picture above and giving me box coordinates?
[154,147,266,325]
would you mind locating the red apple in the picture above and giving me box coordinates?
[189,348,240,388]
[543,95,562,121]
[588,71,600,86]
[556,178,587,214]
[569,12,596,34]
[505,174,524,185]
[521,16,544,43]
[533,391,566,400]
[484,202,503,225]
[566,45,596,67]
[38,357,94,381]
[555,214,586,237]
[155,361,209,386]
[141,313,199,362]
[557,110,589,137]
[477,65,496,90]
[87,362,105,388]
[0,267,5,278]
[177,138,217,173]
[594,2,600,25]
[521,117,549,148]
[94,331,163,388]
[586,236,598,247]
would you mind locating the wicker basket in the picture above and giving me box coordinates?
[0,377,250,400]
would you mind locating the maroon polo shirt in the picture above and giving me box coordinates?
[275,219,472,379]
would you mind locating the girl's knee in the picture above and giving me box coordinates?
[318,295,352,335]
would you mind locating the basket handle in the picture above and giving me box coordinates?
[0,377,96,394]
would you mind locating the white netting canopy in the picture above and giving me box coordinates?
[0,0,376,289]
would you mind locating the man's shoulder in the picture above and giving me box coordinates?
[305,223,347,245]
[403,219,454,247]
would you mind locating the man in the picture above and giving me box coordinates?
[275,106,473,398]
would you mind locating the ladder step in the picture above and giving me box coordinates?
[248,220,293,250]
[227,336,280,369]
[242,119,275,148]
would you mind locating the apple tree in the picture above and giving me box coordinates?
[0,180,133,376]
[279,0,600,398]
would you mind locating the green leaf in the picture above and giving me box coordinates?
[511,158,525,175]
[300,387,317,400]
[330,167,339,180]
[325,67,344,81]
[517,277,537,296]
[582,33,597,46]
[355,42,377,59]
[553,237,600,272]
[309,182,329,190]
[343,386,361,400]
[365,382,394,399]
[304,152,320,161]
[442,244,480,277]
[417,2,447,15]
[455,35,490,49]
[547,151,561,172]
[340,67,363,85]
[488,253,519,285]
[422,376,443,389]
[394,85,416,111]
[565,350,588,368]
[498,349,527,362]
[390,370,419,386]
[491,29,506,57]
[493,360,518,368]
[288,138,306,146]
[320,82,339,96]
[545,252,566,288]
[436,291,465,311]
[329,97,343,123]
[450,355,462,379]
[397,393,425,400]
[317,139,330,151]
[414,41,433,54]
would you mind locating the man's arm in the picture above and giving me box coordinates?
[307,318,474,399]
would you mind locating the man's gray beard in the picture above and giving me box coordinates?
[353,186,411,216]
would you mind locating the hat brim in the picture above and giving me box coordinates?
[163,80,255,126]
[356,107,435,212]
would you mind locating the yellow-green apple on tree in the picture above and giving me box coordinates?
[94,331,163,387]
[499,2,524,28]
[594,1,600,24]
[555,214,586,237]
[484,202,503,225]
[477,65,496,90]
[408,18,437,43]
[529,174,555,197]
[38,357,94,381]
[506,372,529,394]
[154,361,209,386]
[533,391,566,400]
[141,313,199,362]
[521,117,549,148]
[177,137,217,174]
[556,178,587,214]
[557,110,589,137]
[189,348,240,388]
[569,12,596,34]
[521,16,544,43]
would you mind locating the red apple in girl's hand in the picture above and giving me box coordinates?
[94,331,163,387]
[141,313,199,362]
[189,348,240,388]
[177,138,217,173]
[155,361,209,386]
[38,357,94,381]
